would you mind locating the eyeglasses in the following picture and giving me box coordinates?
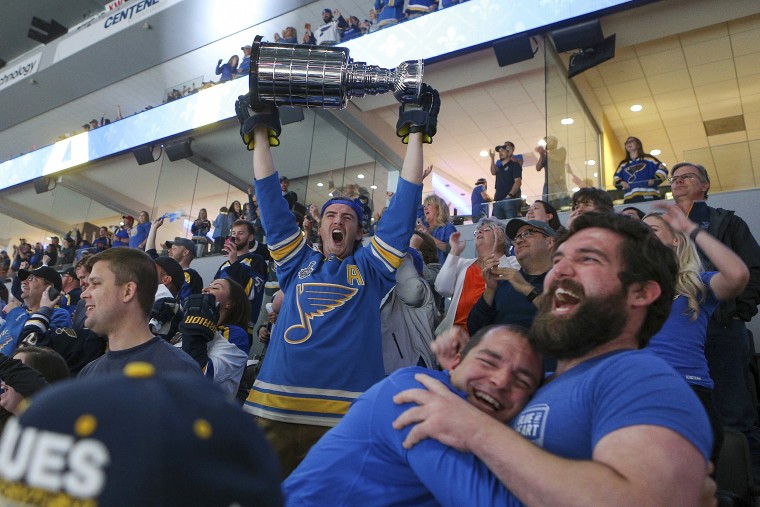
[667,173,697,184]
[25,274,37,282]
[513,229,546,242]
[473,226,494,237]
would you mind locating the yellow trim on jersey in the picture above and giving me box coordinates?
[371,236,404,269]
[270,231,305,262]
[249,391,352,416]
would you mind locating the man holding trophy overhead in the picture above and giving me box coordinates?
[234,36,440,476]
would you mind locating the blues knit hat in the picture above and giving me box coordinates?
[320,196,364,224]
[0,363,283,506]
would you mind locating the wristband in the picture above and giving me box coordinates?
[526,288,542,303]
[689,227,701,242]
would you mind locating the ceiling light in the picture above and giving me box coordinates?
[585,160,596,166]
[317,182,323,187]
[480,150,489,157]
[370,185,378,189]
[357,174,365,179]
[537,139,547,147]
[630,104,643,112]
[328,192,333,197]
[560,118,574,125]
[571,187,580,192]
[650,149,661,156]
[593,172,598,178]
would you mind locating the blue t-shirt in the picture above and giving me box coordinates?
[431,222,457,265]
[646,271,718,389]
[129,222,150,249]
[283,367,517,507]
[471,184,487,219]
[493,159,522,201]
[512,349,712,461]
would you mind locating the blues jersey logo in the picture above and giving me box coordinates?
[284,283,358,344]
[622,161,647,183]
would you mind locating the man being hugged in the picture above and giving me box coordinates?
[234,84,439,476]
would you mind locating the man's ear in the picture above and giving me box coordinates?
[626,280,662,308]
[122,281,138,303]
[449,352,463,371]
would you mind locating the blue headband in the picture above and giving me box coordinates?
[321,197,364,223]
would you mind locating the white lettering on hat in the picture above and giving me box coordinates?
[0,418,110,499]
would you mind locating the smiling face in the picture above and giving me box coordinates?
[532,227,629,359]
[20,273,49,307]
[230,224,252,252]
[319,203,362,258]
[423,201,439,225]
[513,225,552,264]
[450,328,542,423]
[81,261,123,336]
[526,201,551,222]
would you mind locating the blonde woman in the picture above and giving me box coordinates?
[644,203,749,466]
[417,194,456,264]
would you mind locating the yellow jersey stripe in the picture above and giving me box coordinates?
[370,237,404,269]
[248,391,352,416]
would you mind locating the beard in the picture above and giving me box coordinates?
[530,279,627,360]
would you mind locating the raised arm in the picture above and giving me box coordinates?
[656,202,749,300]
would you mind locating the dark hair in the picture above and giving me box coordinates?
[232,219,254,235]
[13,346,70,383]
[533,200,561,231]
[621,206,645,220]
[228,201,242,219]
[617,136,663,170]
[671,162,710,198]
[571,188,614,213]
[413,232,439,265]
[85,248,158,320]
[558,211,678,348]
[217,278,251,330]
[461,324,531,358]
[0,282,8,304]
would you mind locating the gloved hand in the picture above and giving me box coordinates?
[234,93,281,150]
[179,294,219,343]
[396,83,440,144]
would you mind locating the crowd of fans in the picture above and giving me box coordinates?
[0,55,759,507]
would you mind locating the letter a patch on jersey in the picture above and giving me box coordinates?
[284,283,358,344]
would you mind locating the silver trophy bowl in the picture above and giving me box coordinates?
[248,35,424,108]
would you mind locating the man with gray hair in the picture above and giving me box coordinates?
[671,161,760,479]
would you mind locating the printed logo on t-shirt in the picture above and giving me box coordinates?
[284,283,358,344]
[513,403,549,447]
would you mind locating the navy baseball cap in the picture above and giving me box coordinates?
[154,256,185,292]
[505,218,557,240]
[0,363,283,506]
[320,196,364,223]
[166,237,197,257]
[18,266,62,291]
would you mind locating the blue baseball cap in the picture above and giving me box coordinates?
[0,363,283,506]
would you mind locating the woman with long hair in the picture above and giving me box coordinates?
[613,136,668,203]
[418,194,456,265]
[644,204,749,466]
[202,278,251,355]
[525,200,562,232]
[215,55,239,82]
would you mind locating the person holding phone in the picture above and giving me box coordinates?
[0,266,72,357]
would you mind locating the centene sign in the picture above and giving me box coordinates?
[0,53,42,93]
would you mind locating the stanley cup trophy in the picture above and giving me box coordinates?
[247,35,424,108]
